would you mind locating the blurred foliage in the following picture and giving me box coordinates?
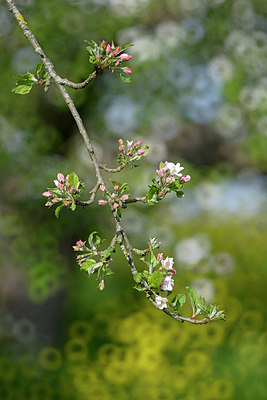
[0,0,267,399]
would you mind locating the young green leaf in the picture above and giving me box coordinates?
[148,271,164,288]
[68,172,79,189]
[171,294,186,311]
[70,202,76,211]
[147,185,158,200]
[120,74,131,83]
[55,205,64,218]
[186,286,199,315]
[133,273,142,283]
[103,246,115,259]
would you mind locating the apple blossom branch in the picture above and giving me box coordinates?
[7,0,225,325]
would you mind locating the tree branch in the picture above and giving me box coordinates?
[7,0,217,326]
[99,164,126,173]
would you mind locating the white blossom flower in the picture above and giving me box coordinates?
[127,140,133,148]
[161,276,175,292]
[155,295,168,309]
[166,162,184,176]
[161,256,174,270]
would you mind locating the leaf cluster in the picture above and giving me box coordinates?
[12,63,48,95]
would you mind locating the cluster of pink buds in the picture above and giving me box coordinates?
[98,183,130,211]
[42,172,84,215]
[116,139,149,167]
[85,40,133,81]
[72,240,89,267]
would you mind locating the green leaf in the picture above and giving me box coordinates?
[68,172,79,189]
[147,185,158,200]
[70,202,76,211]
[171,294,186,311]
[34,63,48,80]
[133,273,142,283]
[88,231,101,247]
[148,271,164,288]
[119,43,134,52]
[116,207,122,220]
[176,191,184,198]
[12,72,38,95]
[133,285,144,292]
[148,249,157,269]
[119,74,131,83]
[198,297,211,315]
[103,246,115,259]
[55,205,64,218]
[186,286,199,315]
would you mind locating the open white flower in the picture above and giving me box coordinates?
[161,276,175,292]
[166,162,184,177]
[161,256,174,270]
[127,140,133,148]
[155,295,168,309]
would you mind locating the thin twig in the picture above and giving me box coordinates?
[76,182,100,206]
[99,164,126,173]
[124,197,146,204]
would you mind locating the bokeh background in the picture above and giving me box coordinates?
[0,0,267,399]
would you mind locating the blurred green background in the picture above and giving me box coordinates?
[0,0,267,399]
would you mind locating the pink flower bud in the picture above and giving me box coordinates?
[69,187,76,194]
[114,185,120,191]
[123,67,132,74]
[114,46,120,54]
[157,253,164,261]
[115,60,120,66]
[99,281,105,291]
[97,55,103,59]
[72,245,79,251]
[98,199,107,206]
[180,175,191,183]
[166,176,175,185]
[121,194,129,201]
[64,201,69,206]
[101,40,106,47]
[65,181,71,187]
[110,193,116,199]
[128,151,133,156]
[120,53,132,61]
[156,169,165,178]
[42,191,52,197]
[118,139,124,145]
[106,44,111,53]
[45,201,52,206]
[119,145,125,151]
[76,240,85,246]
[170,269,176,275]
[113,202,119,210]
[134,140,141,147]
[52,198,59,203]
[99,185,106,192]
[137,149,145,155]
[57,173,65,183]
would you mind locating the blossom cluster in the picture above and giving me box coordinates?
[85,40,133,81]
[116,139,149,167]
[156,161,191,186]
[155,254,176,309]
[42,172,84,216]
[72,232,115,290]
[98,182,129,211]
[146,161,191,204]
[134,247,176,310]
